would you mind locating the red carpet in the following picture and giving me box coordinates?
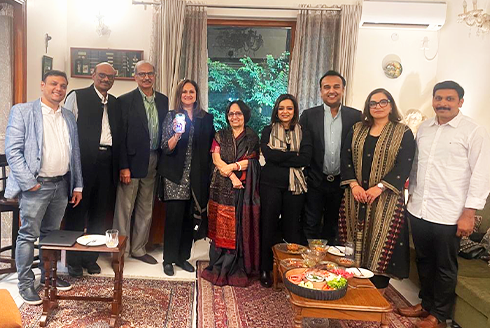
[197,261,422,328]
[20,276,194,328]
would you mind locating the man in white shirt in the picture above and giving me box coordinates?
[64,62,120,277]
[5,70,83,305]
[398,81,490,328]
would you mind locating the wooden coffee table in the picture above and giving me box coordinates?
[40,236,127,327]
[273,244,392,327]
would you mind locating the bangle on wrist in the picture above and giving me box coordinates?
[174,134,181,141]
[236,162,242,171]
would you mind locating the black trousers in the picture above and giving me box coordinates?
[163,199,194,264]
[65,148,115,267]
[408,212,461,323]
[303,175,343,242]
[260,184,305,272]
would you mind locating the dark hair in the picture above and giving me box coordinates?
[433,80,464,99]
[270,94,299,128]
[319,70,346,88]
[42,70,68,83]
[362,88,403,126]
[225,100,252,126]
[173,79,204,117]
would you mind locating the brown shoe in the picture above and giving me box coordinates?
[397,303,430,318]
[416,315,446,328]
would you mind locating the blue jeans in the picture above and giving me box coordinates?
[16,179,69,291]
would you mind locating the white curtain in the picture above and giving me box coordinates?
[337,4,362,106]
[150,0,186,107]
[0,3,13,153]
[181,4,208,109]
[288,6,341,112]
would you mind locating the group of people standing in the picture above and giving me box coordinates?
[5,61,490,328]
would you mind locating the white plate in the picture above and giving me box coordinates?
[327,246,346,257]
[346,267,374,279]
[77,234,106,246]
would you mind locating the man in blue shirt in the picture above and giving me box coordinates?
[299,70,361,243]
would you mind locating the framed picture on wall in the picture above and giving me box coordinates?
[70,47,144,80]
[42,55,53,78]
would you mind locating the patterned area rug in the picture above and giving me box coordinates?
[197,261,422,328]
[20,276,194,328]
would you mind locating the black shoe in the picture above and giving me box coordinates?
[83,262,101,274]
[19,286,42,305]
[163,263,174,276]
[68,265,83,277]
[132,254,158,265]
[40,277,73,291]
[260,271,272,288]
[175,260,195,272]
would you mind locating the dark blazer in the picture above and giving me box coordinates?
[67,85,119,186]
[299,105,361,188]
[118,88,168,179]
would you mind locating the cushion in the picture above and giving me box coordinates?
[456,276,490,317]
[0,289,22,328]
[457,257,490,278]
[459,215,483,253]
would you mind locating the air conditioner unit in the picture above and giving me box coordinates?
[360,0,447,30]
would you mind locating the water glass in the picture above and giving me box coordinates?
[106,229,119,248]
[344,241,354,259]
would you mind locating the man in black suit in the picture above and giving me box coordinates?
[114,61,168,264]
[64,62,120,276]
[299,70,361,243]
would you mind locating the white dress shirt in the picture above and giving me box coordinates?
[64,85,112,146]
[407,111,490,225]
[38,100,70,178]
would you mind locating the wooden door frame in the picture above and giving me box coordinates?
[3,0,27,104]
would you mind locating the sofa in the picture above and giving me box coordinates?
[408,197,490,328]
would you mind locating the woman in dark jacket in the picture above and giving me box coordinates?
[158,79,215,276]
[339,88,415,290]
[259,94,312,287]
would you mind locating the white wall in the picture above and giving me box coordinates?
[351,28,439,116]
[27,0,153,99]
[26,0,490,133]
[436,0,490,132]
[27,0,67,101]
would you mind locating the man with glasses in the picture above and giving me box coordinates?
[299,70,361,243]
[63,62,120,277]
[113,60,168,264]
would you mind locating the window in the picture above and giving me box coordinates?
[207,20,295,135]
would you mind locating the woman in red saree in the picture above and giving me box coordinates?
[202,100,260,287]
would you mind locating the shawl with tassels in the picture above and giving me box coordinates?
[339,121,409,274]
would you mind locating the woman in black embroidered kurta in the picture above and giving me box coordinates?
[339,88,415,289]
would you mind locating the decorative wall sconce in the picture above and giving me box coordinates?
[457,0,490,35]
[95,12,111,37]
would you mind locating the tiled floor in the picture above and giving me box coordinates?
[0,239,421,327]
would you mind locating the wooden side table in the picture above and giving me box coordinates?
[288,286,391,328]
[273,243,392,327]
[40,236,127,328]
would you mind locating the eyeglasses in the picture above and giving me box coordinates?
[228,111,243,117]
[369,99,391,109]
[97,73,115,80]
[136,72,155,78]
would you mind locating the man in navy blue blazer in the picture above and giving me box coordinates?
[299,71,361,243]
[5,70,83,305]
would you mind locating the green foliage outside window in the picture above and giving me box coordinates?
[208,52,290,135]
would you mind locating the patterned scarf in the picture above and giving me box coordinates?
[339,121,408,274]
[267,123,307,195]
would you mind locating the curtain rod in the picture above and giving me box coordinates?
[131,1,341,11]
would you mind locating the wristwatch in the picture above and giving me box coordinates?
[377,182,386,191]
